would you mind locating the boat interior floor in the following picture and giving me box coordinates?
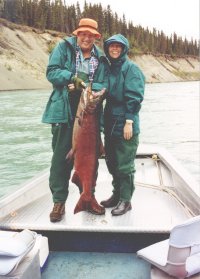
[1,157,194,234]
[41,251,200,279]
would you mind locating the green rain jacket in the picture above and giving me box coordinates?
[104,34,145,137]
[42,36,109,125]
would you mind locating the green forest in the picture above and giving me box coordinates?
[0,0,199,57]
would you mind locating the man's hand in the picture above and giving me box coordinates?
[71,76,86,91]
[123,122,133,140]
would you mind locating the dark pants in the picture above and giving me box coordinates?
[105,134,139,202]
[49,124,73,203]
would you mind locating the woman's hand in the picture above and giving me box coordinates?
[123,122,133,140]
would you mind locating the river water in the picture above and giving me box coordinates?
[0,81,199,198]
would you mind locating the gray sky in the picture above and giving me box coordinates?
[67,0,199,41]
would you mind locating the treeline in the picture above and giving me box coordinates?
[0,0,199,57]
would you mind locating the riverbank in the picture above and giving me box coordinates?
[0,19,199,91]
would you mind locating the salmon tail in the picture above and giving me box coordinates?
[66,149,74,162]
[72,172,82,192]
[74,193,92,214]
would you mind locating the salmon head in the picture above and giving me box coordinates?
[81,84,106,114]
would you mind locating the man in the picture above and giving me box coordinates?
[42,18,109,222]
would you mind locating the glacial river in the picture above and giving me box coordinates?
[0,81,199,198]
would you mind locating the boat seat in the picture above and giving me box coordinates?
[137,215,200,278]
[0,229,37,276]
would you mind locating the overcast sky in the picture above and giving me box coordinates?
[67,0,199,41]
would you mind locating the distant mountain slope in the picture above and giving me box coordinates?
[0,19,199,91]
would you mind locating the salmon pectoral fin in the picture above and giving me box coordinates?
[74,193,92,214]
[66,149,74,162]
[99,141,105,158]
[72,172,82,192]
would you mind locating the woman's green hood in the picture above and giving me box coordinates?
[104,34,129,63]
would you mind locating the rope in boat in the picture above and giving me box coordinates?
[135,154,196,217]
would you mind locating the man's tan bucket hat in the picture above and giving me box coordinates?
[72,18,101,39]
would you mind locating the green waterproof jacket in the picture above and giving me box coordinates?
[42,36,109,125]
[103,34,145,137]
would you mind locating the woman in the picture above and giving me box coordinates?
[100,34,145,216]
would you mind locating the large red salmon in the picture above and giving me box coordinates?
[68,86,106,214]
